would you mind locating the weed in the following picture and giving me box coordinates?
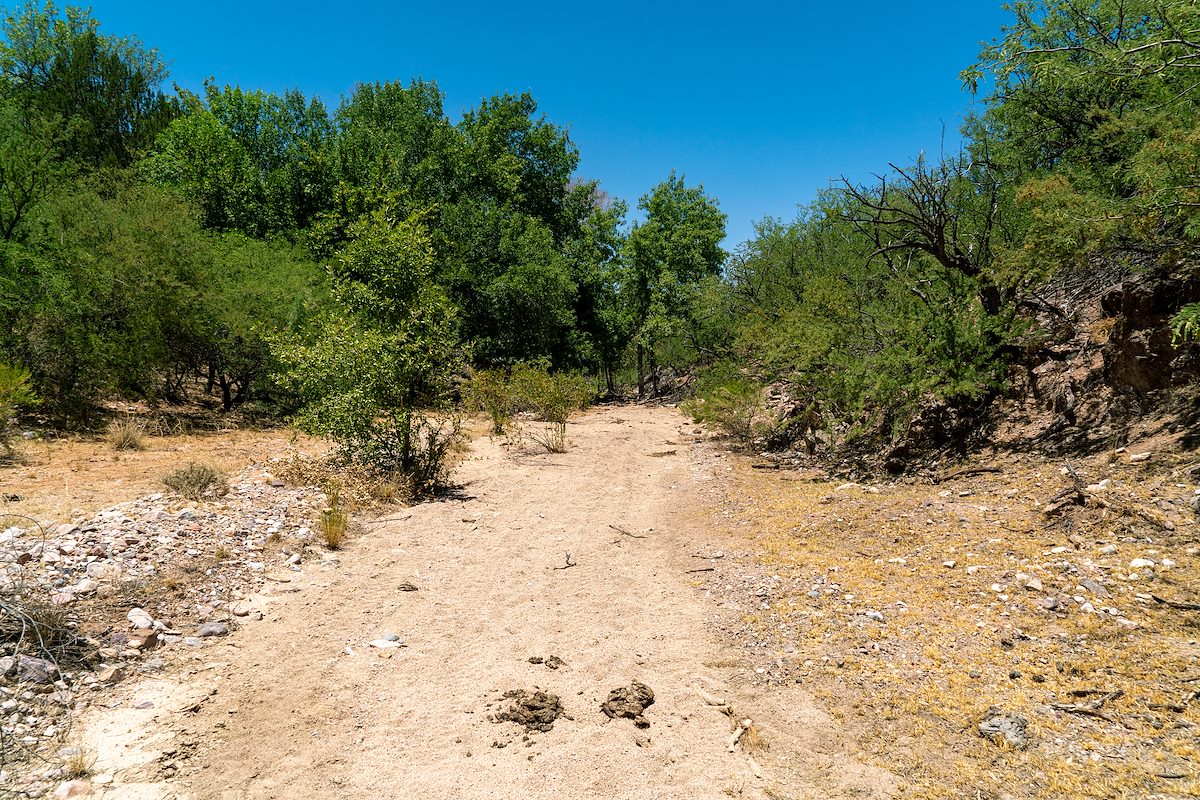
[162,462,228,501]
[106,417,145,451]
[467,369,520,434]
[319,485,348,550]
[212,545,233,561]
[62,749,95,779]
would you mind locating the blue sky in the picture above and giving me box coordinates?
[86,1,1012,249]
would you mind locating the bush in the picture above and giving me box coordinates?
[508,362,592,452]
[318,484,348,550]
[162,463,228,501]
[0,362,37,462]
[682,362,768,450]
[467,368,520,434]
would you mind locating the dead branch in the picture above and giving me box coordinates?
[609,524,646,539]
[552,552,577,570]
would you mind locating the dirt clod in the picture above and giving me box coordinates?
[601,681,655,728]
[493,689,564,733]
[527,655,567,670]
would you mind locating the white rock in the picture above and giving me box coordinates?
[127,608,154,630]
[369,639,403,650]
[1129,452,1152,463]
[1098,544,1118,555]
[943,560,957,569]
[1129,558,1155,569]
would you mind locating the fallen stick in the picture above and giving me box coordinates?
[685,567,715,573]
[1153,594,1200,611]
[727,719,750,752]
[695,687,726,707]
[552,552,577,570]
[609,524,646,539]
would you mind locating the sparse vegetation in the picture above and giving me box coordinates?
[106,417,145,451]
[682,362,769,450]
[318,485,348,550]
[162,462,228,501]
[0,362,36,462]
[509,361,592,453]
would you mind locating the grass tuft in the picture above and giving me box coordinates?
[106,417,145,451]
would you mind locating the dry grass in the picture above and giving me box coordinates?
[106,417,145,451]
[708,448,1200,799]
[314,483,349,550]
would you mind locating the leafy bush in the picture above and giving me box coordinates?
[0,362,37,461]
[467,368,520,434]
[682,362,768,450]
[162,463,228,501]
[508,361,592,452]
[271,205,463,497]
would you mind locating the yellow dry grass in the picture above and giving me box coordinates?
[708,449,1200,799]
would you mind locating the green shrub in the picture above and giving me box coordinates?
[467,368,520,434]
[0,362,37,462]
[682,362,768,450]
[508,361,592,452]
[163,463,228,501]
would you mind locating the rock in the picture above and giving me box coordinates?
[1129,558,1156,569]
[1079,578,1109,597]
[1129,452,1152,463]
[369,639,403,650]
[1,654,59,684]
[866,611,886,623]
[1098,544,1118,555]
[943,560,957,569]
[1024,577,1044,592]
[196,622,229,638]
[978,708,1031,750]
[53,780,91,798]
[96,666,124,685]
[127,608,154,630]
[137,657,164,673]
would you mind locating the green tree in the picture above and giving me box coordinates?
[625,172,726,396]
[272,203,461,491]
[0,1,175,167]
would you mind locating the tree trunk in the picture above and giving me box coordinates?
[636,345,645,399]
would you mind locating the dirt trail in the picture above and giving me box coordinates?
[79,407,893,799]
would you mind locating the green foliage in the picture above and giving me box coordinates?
[162,462,227,501]
[272,206,462,493]
[0,360,36,460]
[682,362,768,450]
[502,361,593,452]
[0,1,175,167]
[1172,303,1200,344]
[625,172,726,395]
[467,368,520,435]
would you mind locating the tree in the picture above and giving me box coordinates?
[272,202,461,491]
[144,82,333,236]
[0,1,175,167]
[625,172,726,396]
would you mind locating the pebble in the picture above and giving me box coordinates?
[1129,558,1155,569]
[1129,452,1152,463]
[1098,544,1118,555]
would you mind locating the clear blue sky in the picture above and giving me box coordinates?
[87,1,1012,249]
